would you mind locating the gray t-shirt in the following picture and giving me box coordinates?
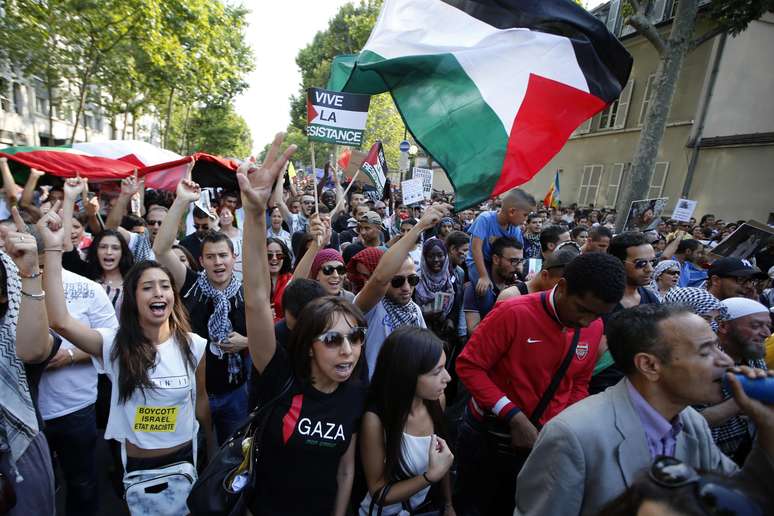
[362,299,426,379]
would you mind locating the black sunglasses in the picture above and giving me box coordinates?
[627,258,659,269]
[316,327,367,348]
[391,274,420,288]
[321,264,346,276]
[649,456,763,516]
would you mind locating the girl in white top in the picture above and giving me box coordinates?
[360,326,456,515]
[39,208,214,481]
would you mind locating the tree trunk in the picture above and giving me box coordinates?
[122,111,129,139]
[46,81,55,145]
[615,0,699,231]
[181,102,192,154]
[162,87,175,149]
[69,80,89,144]
[132,113,137,139]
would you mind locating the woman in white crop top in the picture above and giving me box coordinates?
[360,326,456,515]
[39,210,214,501]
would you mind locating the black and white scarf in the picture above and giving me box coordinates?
[0,252,39,481]
[382,297,422,329]
[194,271,244,384]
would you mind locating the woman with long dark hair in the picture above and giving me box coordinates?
[267,236,293,322]
[238,134,367,516]
[38,209,213,512]
[359,327,455,515]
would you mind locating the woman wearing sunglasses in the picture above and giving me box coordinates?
[360,327,456,515]
[267,237,293,322]
[650,259,681,301]
[309,248,355,301]
[238,135,368,516]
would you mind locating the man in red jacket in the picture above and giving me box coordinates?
[454,252,626,515]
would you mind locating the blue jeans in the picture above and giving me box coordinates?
[209,386,248,445]
[44,403,98,516]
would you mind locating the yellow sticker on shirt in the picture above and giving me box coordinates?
[133,406,178,432]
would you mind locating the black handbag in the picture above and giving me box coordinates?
[187,376,293,516]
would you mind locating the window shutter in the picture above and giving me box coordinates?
[575,117,592,135]
[613,80,634,129]
[648,162,669,198]
[638,74,656,126]
[650,0,668,23]
[606,163,626,207]
[606,0,621,35]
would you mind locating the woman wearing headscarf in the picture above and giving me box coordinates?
[649,259,681,301]
[413,238,464,344]
[663,287,726,331]
[345,247,384,295]
[0,210,58,515]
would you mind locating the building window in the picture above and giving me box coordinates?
[13,83,24,115]
[606,163,627,207]
[648,162,669,198]
[34,82,49,115]
[599,80,634,130]
[638,74,656,126]
[579,164,604,207]
[0,78,10,112]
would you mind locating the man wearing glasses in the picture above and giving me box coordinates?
[462,236,524,334]
[354,204,449,378]
[706,257,767,301]
[591,232,661,395]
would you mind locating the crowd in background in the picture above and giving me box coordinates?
[1,135,773,516]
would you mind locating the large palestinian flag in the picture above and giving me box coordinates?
[0,140,240,191]
[328,0,632,210]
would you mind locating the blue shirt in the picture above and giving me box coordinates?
[465,211,523,270]
[626,379,683,458]
[679,261,708,288]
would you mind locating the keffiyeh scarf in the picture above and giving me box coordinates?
[663,287,726,332]
[194,271,244,384]
[0,252,39,481]
[382,296,422,329]
[650,259,681,301]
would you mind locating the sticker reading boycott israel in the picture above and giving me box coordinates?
[134,406,179,432]
[307,87,371,146]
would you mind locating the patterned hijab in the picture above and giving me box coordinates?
[414,238,454,317]
[663,287,726,332]
[346,247,384,294]
[0,251,39,481]
[650,259,681,300]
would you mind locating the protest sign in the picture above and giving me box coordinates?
[306,87,371,146]
[712,221,774,260]
[623,198,668,232]
[194,189,217,220]
[401,178,424,206]
[412,167,433,200]
[672,198,697,223]
[361,141,388,191]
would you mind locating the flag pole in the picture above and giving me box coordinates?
[310,142,318,215]
[332,168,361,215]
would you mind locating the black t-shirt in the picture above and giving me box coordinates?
[247,319,291,409]
[181,268,247,395]
[249,345,366,516]
[26,333,62,428]
[179,233,204,263]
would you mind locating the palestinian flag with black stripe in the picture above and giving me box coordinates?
[328,0,632,210]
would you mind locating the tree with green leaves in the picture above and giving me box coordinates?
[614,0,773,230]
[184,104,252,159]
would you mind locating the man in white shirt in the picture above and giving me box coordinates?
[39,267,118,516]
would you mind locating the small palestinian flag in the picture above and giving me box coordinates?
[329,0,632,210]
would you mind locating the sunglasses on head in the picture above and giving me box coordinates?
[321,264,346,276]
[316,327,367,348]
[391,274,420,288]
[649,456,763,516]
[627,258,659,269]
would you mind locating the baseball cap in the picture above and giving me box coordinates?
[708,257,767,279]
[358,211,383,226]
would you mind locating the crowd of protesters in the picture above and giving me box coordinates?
[0,134,773,516]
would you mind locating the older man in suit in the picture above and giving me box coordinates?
[515,304,774,515]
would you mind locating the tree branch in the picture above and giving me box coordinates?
[690,25,727,52]
[627,13,667,56]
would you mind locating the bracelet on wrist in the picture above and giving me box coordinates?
[67,348,75,365]
[422,472,435,484]
[20,289,45,300]
[19,269,42,279]
[44,247,63,252]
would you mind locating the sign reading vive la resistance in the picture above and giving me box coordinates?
[306,87,371,146]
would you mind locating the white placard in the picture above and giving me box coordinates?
[672,198,697,223]
[401,178,424,206]
[412,167,433,200]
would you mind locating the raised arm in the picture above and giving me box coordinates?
[1,207,53,363]
[660,229,686,260]
[0,157,18,207]
[289,216,323,282]
[272,168,294,229]
[238,133,296,373]
[37,205,103,357]
[61,176,86,252]
[105,171,141,230]
[153,179,200,292]
[355,204,448,314]
[19,168,44,221]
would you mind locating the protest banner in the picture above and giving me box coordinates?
[306,87,371,147]
[401,178,424,206]
[672,198,697,223]
[412,167,433,200]
[361,141,388,192]
[712,221,774,260]
[623,198,668,232]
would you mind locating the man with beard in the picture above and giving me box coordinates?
[154,178,249,445]
[700,298,771,464]
[706,257,767,301]
[522,213,543,259]
[590,232,659,395]
[515,304,774,516]
[581,225,612,254]
[355,204,448,377]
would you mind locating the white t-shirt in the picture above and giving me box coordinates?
[93,328,207,450]
[38,269,118,420]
